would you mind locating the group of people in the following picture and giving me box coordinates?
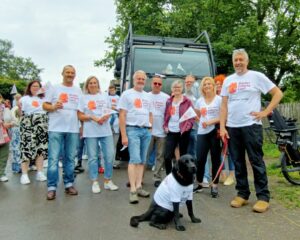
[0,49,283,213]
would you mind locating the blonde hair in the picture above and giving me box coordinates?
[200,77,216,96]
[83,76,100,94]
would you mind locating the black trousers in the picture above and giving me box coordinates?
[228,124,270,202]
[164,131,191,175]
[196,128,221,184]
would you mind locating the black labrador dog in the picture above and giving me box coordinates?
[130,154,201,231]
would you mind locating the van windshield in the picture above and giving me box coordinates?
[133,47,212,93]
[133,47,211,77]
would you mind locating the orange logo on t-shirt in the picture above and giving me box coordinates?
[59,93,69,103]
[170,106,176,116]
[32,101,39,107]
[111,98,117,103]
[134,98,142,108]
[200,107,207,117]
[229,82,237,94]
[88,101,96,110]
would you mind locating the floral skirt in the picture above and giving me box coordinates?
[20,113,48,163]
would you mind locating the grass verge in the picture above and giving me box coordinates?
[264,143,300,209]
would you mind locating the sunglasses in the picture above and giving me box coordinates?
[153,82,162,86]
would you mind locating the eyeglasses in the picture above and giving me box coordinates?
[153,82,162,86]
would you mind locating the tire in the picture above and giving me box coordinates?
[280,152,300,185]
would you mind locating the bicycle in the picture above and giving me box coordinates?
[266,105,300,185]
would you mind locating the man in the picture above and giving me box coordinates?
[147,75,169,187]
[108,84,121,169]
[43,65,82,200]
[184,75,199,159]
[118,70,153,204]
[220,49,283,213]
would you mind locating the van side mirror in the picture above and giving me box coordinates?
[114,56,122,78]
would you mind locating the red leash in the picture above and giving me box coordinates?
[209,137,228,186]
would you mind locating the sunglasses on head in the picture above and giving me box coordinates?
[153,82,162,86]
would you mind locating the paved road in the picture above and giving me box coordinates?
[0,163,299,240]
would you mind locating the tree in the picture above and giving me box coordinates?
[0,76,27,100]
[96,0,300,101]
[0,39,42,81]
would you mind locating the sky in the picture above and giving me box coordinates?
[0,0,117,90]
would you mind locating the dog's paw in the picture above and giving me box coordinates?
[191,216,201,223]
[149,222,167,230]
[175,225,186,231]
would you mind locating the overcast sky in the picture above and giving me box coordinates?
[0,0,117,89]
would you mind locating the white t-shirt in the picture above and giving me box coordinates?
[195,95,221,135]
[108,94,120,108]
[148,91,169,137]
[168,101,181,133]
[221,70,275,127]
[154,173,193,212]
[118,88,152,127]
[45,84,82,133]
[20,95,46,115]
[78,93,112,138]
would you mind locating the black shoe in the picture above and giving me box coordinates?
[211,186,218,198]
[113,164,120,169]
[193,185,203,193]
[74,164,84,174]
[154,180,161,188]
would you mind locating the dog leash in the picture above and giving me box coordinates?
[209,137,228,186]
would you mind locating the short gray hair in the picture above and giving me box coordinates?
[171,80,184,89]
[133,70,147,81]
[232,48,249,61]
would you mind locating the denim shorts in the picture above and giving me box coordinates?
[126,126,151,164]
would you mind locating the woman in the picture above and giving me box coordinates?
[194,77,221,198]
[0,94,13,182]
[215,74,235,186]
[19,80,48,184]
[10,94,22,173]
[78,76,118,193]
[163,80,194,175]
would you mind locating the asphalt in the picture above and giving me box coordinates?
[0,161,299,240]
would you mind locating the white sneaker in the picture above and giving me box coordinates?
[20,174,31,185]
[92,181,101,193]
[36,171,47,181]
[0,175,8,182]
[202,177,210,188]
[43,160,48,168]
[104,180,119,191]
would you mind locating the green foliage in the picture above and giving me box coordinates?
[0,39,42,81]
[98,0,300,100]
[0,76,27,99]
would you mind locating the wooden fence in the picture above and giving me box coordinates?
[276,102,300,121]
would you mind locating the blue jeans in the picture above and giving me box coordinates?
[222,153,235,171]
[187,128,197,159]
[47,132,79,191]
[126,126,151,164]
[77,138,86,164]
[86,136,114,180]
